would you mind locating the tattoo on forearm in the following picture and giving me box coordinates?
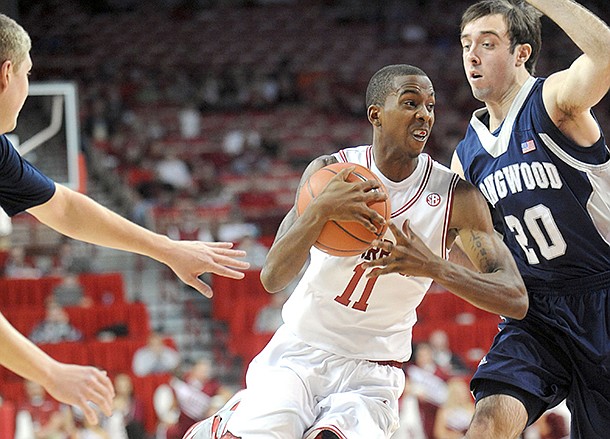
[469,230,495,273]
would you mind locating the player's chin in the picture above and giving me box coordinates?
[405,139,427,155]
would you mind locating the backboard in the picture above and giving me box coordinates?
[7,81,81,190]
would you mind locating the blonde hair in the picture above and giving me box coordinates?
[0,14,31,70]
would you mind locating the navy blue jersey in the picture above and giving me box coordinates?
[456,77,610,291]
[0,134,55,216]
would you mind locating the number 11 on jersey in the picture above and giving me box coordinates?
[335,263,380,312]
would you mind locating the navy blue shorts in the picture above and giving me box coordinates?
[471,273,610,438]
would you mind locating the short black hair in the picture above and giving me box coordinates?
[366,64,428,108]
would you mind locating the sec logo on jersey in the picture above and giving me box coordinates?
[426,193,441,206]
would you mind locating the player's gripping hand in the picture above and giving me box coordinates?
[310,167,388,234]
[42,361,115,425]
[362,220,442,278]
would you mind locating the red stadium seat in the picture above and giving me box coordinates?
[0,278,47,308]
[211,270,271,359]
[2,308,46,337]
[87,338,147,374]
[130,373,172,434]
[0,399,16,439]
[65,302,150,340]
[77,272,126,305]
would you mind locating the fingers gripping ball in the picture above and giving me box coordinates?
[297,162,391,256]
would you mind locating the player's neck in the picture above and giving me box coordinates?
[373,151,419,183]
[485,74,532,131]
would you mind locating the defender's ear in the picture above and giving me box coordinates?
[515,43,532,67]
[0,60,13,91]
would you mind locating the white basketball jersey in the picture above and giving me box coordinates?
[282,145,460,362]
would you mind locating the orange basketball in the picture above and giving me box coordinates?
[297,162,391,257]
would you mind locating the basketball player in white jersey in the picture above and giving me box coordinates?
[185,64,528,439]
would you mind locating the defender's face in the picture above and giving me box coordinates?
[378,74,435,157]
[460,14,518,102]
[2,54,31,134]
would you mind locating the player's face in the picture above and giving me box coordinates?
[460,14,520,103]
[1,54,31,134]
[379,74,435,157]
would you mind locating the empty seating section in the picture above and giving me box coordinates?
[0,277,61,308]
[0,272,169,434]
[77,272,126,305]
[212,271,274,371]
[0,272,125,309]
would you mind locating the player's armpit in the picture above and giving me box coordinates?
[450,153,465,179]
[447,235,478,272]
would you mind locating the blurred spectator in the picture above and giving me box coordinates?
[154,148,194,192]
[254,288,289,334]
[198,73,222,111]
[217,221,259,243]
[251,71,280,109]
[53,240,98,275]
[236,234,269,269]
[222,128,246,158]
[132,332,180,377]
[52,272,91,308]
[407,342,449,438]
[524,401,571,439]
[166,200,215,242]
[275,58,299,103]
[178,102,201,139]
[4,246,42,279]
[390,375,427,439]
[229,129,273,176]
[432,377,475,439]
[154,357,223,439]
[167,357,223,439]
[14,380,74,439]
[153,381,179,439]
[29,299,83,344]
[166,358,222,439]
[72,404,110,439]
[185,357,222,398]
[83,98,112,149]
[428,329,471,376]
[110,373,147,439]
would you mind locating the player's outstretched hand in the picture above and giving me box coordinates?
[163,240,250,298]
[362,221,441,278]
[43,362,115,425]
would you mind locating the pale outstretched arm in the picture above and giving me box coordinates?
[0,313,114,425]
[28,185,250,297]
[530,0,610,140]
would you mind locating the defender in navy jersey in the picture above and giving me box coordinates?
[452,1,610,438]
[0,13,249,426]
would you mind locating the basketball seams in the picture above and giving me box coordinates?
[297,162,390,256]
[305,179,315,199]
[315,241,364,255]
[331,220,371,244]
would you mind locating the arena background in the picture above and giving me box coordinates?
[0,1,608,438]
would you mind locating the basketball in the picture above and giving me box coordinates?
[297,162,390,256]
